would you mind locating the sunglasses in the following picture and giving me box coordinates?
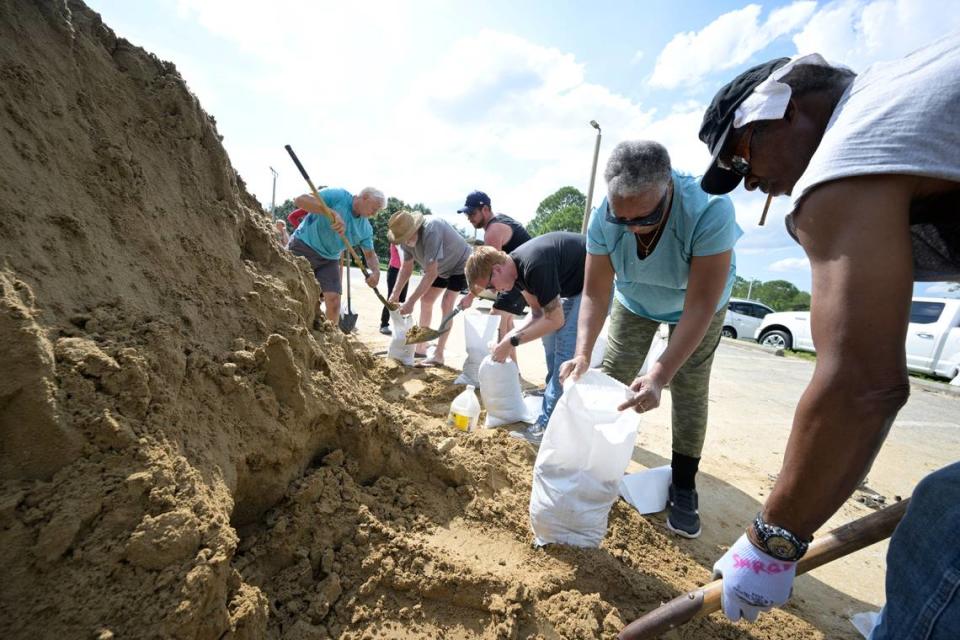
[717,123,755,177]
[605,187,669,227]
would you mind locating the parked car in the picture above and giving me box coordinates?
[722,298,774,340]
[754,297,960,379]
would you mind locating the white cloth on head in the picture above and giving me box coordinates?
[734,53,842,128]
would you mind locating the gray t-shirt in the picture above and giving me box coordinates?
[788,31,960,280]
[399,217,471,278]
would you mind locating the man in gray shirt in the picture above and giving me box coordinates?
[388,210,472,366]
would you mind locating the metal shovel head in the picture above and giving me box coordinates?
[338,310,358,334]
[404,304,463,344]
[404,325,442,345]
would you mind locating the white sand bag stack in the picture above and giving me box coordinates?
[386,310,416,366]
[478,356,533,427]
[455,312,499,385]
[530,370,639,547]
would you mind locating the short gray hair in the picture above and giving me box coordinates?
[604,140,672,198]
[359,186,386,207]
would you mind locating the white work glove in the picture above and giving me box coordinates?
[712,534,796,622]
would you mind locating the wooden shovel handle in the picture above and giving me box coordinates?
[284,145,394,309]
[618,498,910,640]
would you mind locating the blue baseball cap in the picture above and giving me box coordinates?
[457,191,491,213]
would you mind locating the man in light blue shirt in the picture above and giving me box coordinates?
[289,186,385,327]
[560,140,741,539]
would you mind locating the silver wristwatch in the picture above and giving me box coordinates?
[751,512,811,562]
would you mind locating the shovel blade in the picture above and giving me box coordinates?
[404,326,445,345]
[338,312,358,334]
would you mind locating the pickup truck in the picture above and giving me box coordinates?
[754,297,960,380]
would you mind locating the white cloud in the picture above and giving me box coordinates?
[649,2,817,89]
[769,257,810,272]
[793,0,960,72]
[922,282,960,296]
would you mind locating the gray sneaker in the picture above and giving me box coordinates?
[509,422,546,446]
[666,484,702,539]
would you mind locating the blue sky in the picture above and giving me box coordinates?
[87,0,960,297]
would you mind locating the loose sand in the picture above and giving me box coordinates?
[0,2,854,638]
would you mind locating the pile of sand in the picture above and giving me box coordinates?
[0,2,825,638]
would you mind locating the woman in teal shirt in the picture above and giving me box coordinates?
[560,140,742,539]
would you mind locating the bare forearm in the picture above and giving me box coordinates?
[407,265,437,303]
[363,249,380,274]
[394,262,414,293]
[574,290,608,360]
[765,371,908,538]
[510,312,561,343]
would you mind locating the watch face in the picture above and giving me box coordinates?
[766,535,798,560]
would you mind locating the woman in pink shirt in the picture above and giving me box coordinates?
[380,243,408,334]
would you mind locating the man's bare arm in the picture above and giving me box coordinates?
[508,295,564,343]
[573,253,615,361]
[483,223,511,251]
[764,175,915,539]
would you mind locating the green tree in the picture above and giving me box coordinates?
[272,198,296,229]
[528,186,586,236]
[733,277,811,311]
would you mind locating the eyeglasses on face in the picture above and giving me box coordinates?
[717,123,756,177]
[605,187,669,226]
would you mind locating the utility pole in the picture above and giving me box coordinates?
[581,120,602,234]
[747,279,756,301]
[269,166,278,217]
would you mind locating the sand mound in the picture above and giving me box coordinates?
[0,2,824,638]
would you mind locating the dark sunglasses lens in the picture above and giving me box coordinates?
[731,156,750,177]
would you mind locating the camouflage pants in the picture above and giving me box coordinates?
[602,298,727,458]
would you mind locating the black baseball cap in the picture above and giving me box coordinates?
[457,190,491,213]
[699,57,790,195]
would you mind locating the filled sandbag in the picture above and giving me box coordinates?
[455,312,499,385]
[530,370,639,547]
[386,310,416,366]
[478,355,533,427]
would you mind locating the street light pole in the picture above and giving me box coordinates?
[269,166,278,217]
[581,120,602,234]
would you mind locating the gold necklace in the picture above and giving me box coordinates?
[636,221,664,256]
[635,183,672,257]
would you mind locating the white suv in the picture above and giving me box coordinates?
[722,298,774,340]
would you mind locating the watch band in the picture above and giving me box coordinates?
[509,334,521,347]
[751,512,811,561]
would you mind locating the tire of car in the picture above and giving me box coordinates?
[721,326,737,339]
[759,329,792,350]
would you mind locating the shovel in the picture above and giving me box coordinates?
[617,497,910,639]
[405,299,467,345]
[285,145,398,311]
[338,253,358,333]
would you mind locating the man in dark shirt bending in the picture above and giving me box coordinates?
[464,231,586,444]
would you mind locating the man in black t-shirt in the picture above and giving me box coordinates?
[465,232,586,444]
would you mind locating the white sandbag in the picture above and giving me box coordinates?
[455,312,500,385]
[589,324,609,368]
[479,356,533,427]
[619,465,672,515]
[386,310,416,366]
[638,323,669,376]
[530,370,639,547]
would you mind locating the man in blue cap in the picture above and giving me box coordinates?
[698,36,960,636]
[458,191,532,356]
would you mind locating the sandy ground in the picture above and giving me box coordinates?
[342,266,960,638]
